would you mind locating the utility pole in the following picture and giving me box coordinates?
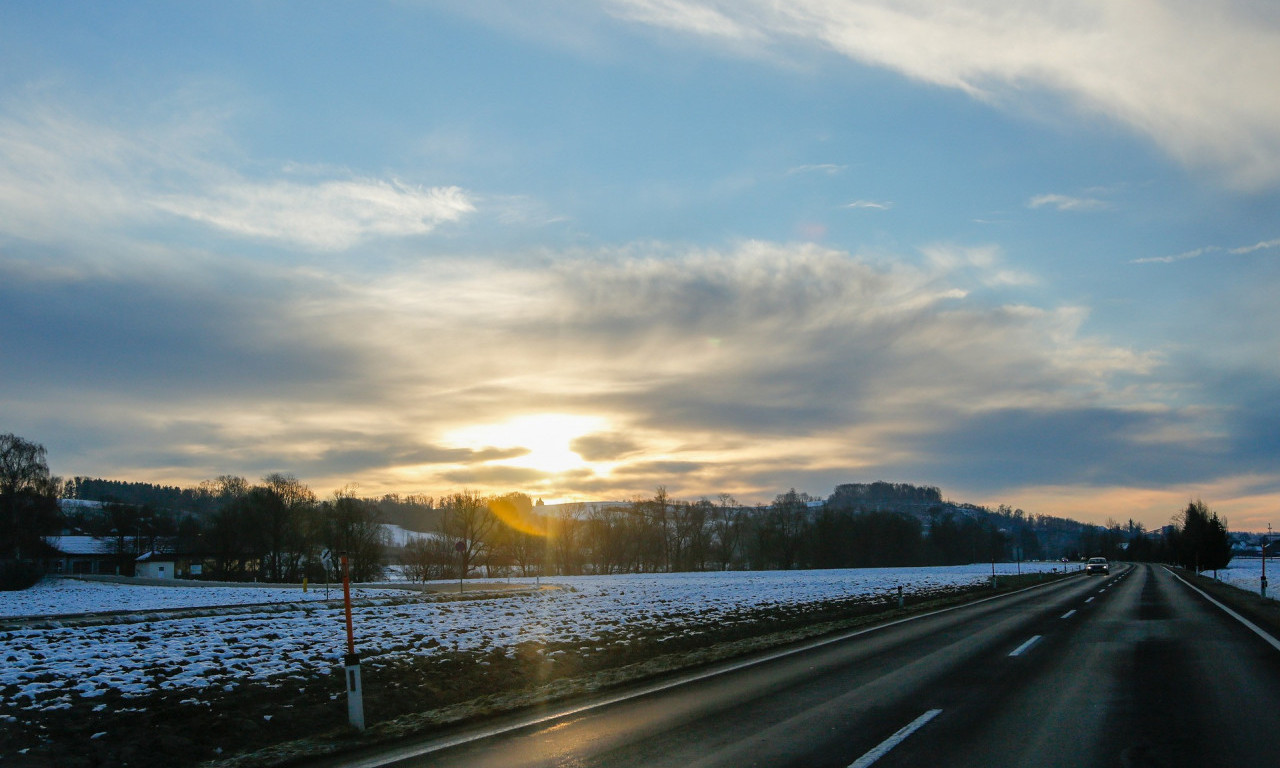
[341,554,365,731]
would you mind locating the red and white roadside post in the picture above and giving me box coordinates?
[341,554,365,731]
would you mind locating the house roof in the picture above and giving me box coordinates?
[42,536,177,557]
[43,536,117,556]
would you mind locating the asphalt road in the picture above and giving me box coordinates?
[338,564,1280,768]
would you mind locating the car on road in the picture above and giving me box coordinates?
[1085,557,1109,574]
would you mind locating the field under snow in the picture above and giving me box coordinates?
[0,578,411,619]
[1208,558,1278,597]
[0,563,1069,717]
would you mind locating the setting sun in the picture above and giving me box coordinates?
[444,414,608,475]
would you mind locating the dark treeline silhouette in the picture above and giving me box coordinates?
[1165,499,1232,572]
[55,477,1231,581]
[4,434,1235,586]
[1,433,62,588]
[63,478,215,515]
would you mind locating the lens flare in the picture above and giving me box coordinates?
[489,496,548,537]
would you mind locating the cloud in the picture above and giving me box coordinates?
[1027,193,1107,212]
[1133,236,1279,264]
[152,179,474,251]
[1131,246,1218,265]
[601,0,1280,189]
[0,97,475,251]
[1230,238,1280,255]
[570,433,644,461]
[896,406,1228,490]
[7,236,1256,516]
[846,200,893,210]
[920,243,1035,287]
[604,0,765,43]
[443,465,573,486]
[788,164,848,175]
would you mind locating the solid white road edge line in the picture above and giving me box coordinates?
[1009,635,1042,657]
[1060,609,1077,619]
[1165,567,1280,653]
[336,576,1080,767]
[847,709,943,768]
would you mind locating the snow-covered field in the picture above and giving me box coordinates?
[0,563,1066,716]
[1209,558,1278,598]
[0,578,411,618]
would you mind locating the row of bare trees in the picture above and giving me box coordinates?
[394,487,1199,580]
[397,488,933,579]
[63,473,388,582]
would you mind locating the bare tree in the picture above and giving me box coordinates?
[0,433,62,563]
[548,503,584,575]
[401,536,456,582]
[258,473,316,582]
[442,491,496,580]
[322,487,386,582]
[709,494,744,570]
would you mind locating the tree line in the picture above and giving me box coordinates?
[1,432,1236,588]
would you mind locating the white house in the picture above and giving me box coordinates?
[134,551,177,579]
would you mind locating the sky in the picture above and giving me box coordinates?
[2,1,1278,530]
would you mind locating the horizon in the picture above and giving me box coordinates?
[58,471,1262,535]
[3,2,1279,533]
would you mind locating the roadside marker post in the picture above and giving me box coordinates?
[341,554,365,731]
[456,539,466,594]
[1263,524,1270,599]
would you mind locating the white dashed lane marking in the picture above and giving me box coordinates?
[848,709,944,768]
[1008,635,1042,657]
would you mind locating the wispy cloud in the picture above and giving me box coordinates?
[1133,237,1280,264]
[788,163,847,175]
[601,0,1280,189]
[845,199,893,210]
[1230,238,1280,255]
[0,98,475,251]
[604,0,765,43]
[1027,193,1107,212]
[921,244,1035,287]
[153,179,474,251]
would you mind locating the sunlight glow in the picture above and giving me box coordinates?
[445,414,608,474]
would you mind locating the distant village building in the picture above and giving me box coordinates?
[41,535,202,578]
[41,535,118,576]
[134,551,177,579]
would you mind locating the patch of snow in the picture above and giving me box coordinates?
[1210,558,1278,601]
[382,524,445,547]
[0,577,408,618]
[0,564,1066,713]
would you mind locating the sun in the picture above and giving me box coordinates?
[445,413,607,474]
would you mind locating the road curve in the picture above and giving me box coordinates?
[332,564,1280,768]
